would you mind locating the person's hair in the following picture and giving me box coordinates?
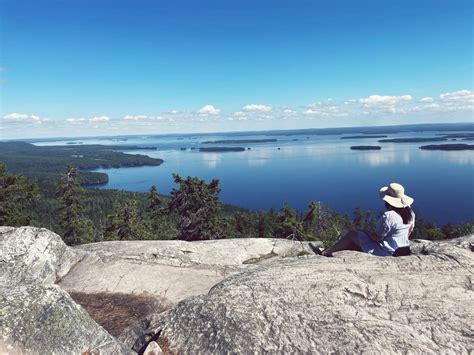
[384,202,413,224]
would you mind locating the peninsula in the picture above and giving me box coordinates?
[0,141,163,185]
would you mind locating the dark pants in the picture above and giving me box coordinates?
[392,246,411,257]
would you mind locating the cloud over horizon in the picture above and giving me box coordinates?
[243,104,272,112]
[198,105,221,116]
[2,89,473,139]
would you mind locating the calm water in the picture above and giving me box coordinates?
[36,131,474,225]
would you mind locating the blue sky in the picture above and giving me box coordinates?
[1,0,473,138]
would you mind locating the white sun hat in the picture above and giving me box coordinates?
[379,183,414,208]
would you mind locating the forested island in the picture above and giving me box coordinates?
[0,141,162,184]
[202,139,277,144]
[199,147,246,152]
[378,137,448,143]
[350,146,382,150]
[342,135,387,139]
[419,144,474,151]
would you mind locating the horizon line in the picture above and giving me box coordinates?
[4,121,473,142]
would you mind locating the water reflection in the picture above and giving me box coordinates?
[356,150,411,167]
[199,152,222,169]
[420,150,474,165]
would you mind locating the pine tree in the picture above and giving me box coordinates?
[105,199,149,240]
[274,203,308,240]
[257,211,267,238]
[147,185,161,213]
[167,174,222,240]
[56,165,93,245]
[0,162,39,226]
[303,201,318,233]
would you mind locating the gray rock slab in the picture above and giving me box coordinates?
[121,235,474,354]
[59,238,312,304]
[0,227,129,354]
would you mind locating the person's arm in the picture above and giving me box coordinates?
[372,212,392,243]
[408,211,415,239]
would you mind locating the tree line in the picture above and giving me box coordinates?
[1,161,472,246]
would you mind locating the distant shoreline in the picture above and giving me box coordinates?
[202,139,277,144]
[12,122,474,142]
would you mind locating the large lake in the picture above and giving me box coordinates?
[36,130,474,225]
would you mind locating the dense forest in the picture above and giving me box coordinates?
[0,141,162,184]
[1,157,472,246]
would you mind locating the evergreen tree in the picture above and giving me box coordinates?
[167,174,222,240]
[353,206,365,229]
[56,165,93,245]
[303,201,318,233]
[273,203,308,240]
[106,199,149,240]
[147,185,161,213]
[0,162,39,226]
[257,211,266,238]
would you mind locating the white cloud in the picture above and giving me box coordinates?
[198,105,221,115]
[3,113,42,123]
[123,115,163,121]
[233,111,247,117]
[439,89,474,102]
[66,117,87,124]
[89,115,110,122]
[359,94,412,107]
[412,103,441,112]
[419,97,434,103]
[243,104,272,112]
[385,107,406,114]
[304,108,322,115]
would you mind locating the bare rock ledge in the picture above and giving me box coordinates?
[1,226,473,354]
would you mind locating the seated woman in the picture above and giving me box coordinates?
[310,183,415,257]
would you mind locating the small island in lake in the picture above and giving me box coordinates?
[199,147,246,152]
[350,145,382,150]
[202,139,277,144]
[419,144,474,151]
[342,135,387,139]
[379,137,448,143]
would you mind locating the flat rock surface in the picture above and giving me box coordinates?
[59,238,312,304]
[0,227,128,354]
[121,236,474,354]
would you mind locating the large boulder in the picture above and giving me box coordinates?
[0,227,128,354]
[121,236,474,354]
[59,238,312,304]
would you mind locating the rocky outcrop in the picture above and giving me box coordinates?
[0,226,128,354]
[59,237,311,304]
[121,236,474,354]
[2,226,473,354]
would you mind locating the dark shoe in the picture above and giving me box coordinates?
[309,242,323,255]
